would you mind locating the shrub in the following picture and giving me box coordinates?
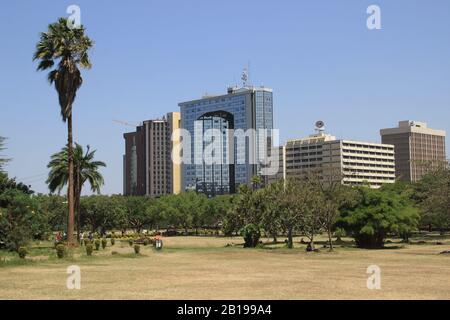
[111,238,115,246]
[56,244,66,259]
[94,239,100,250]
[128,239,134,247]
[143,238,149,246]
[334,228,347,242]
[101,239,107,249]
[86,244,94,256]
[240,224,261,248]
[18,247,28,259]
[134,244,140,254]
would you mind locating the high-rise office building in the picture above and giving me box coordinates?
[179,85,274,196]
[123,112,181,197]
[267,145,285,184]
[380,121,446,182]
[285,131,396,188]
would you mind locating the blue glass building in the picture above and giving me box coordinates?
[179,86,274,196]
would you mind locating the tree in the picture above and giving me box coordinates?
[0,136,11,173]
[47,143,105,241]
[204,195,231,232]
[81,196,126,234]
[34,17,94,245]
[226,185,267,246]
[124,196,152,234]
[0,189,49,251]
[307,170,358,251]
[35,194,67,232]
[0,172,33,195]
[416,167,450,234]
[266,179,316,249]
[339,187,420,249]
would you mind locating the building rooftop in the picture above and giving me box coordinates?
[380,120,446,137]
[179,85,272,106]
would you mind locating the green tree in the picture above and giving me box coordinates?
[125,196,152,234]
[416,167,450,234]
[81,195,126,234]
[34,17,94,245]
[47,143,105,241]
[205,195,232,233]
[0,189,49,251]
[35,194,67,232]
[0,172,33,195]
[266,179,316,249]
[339,187,420,249]
[307,170,358,251]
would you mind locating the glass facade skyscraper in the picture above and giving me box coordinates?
[179,86,274,196]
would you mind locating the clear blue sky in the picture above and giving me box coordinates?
[1,0,449,195]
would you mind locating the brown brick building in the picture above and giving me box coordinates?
[123,112,181,197]
[380,121,447,182]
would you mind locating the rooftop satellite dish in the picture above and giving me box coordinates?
[315,120,325,129]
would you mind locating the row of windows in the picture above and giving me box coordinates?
[342,149,393,157]
[343,156,395,163]
[343,143,394,151]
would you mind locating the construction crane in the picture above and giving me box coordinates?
[112,119,143,128]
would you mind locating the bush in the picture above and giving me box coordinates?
[143,238,149,246]
[128,239,133,247]
[134,244,140,254]
[18,247,28,259]
[110,238,115,246]
[85,244,94,256]
[101,239,107,249]
[56,244,66,259]
[94,239,100,250]
[334,228,347,242]
[240,224,261,248]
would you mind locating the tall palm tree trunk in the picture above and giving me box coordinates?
[67,114,76,246]
[76,171,82,243]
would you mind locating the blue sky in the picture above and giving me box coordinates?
[1,0,449,194]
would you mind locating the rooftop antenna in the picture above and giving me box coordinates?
[248,60,251,85]
[241,67,248,87]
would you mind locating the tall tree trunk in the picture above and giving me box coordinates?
[287,227,293,249]
[75,171,81,243]
[327,225,333,251]
[67,115,75,246]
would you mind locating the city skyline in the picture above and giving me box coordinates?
[1,0,450,194]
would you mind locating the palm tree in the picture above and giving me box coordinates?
[47,143,105,242]
[34,18,93,245]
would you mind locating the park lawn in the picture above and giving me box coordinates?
[0,236,449,300]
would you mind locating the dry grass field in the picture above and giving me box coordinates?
[1,236,449,300]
